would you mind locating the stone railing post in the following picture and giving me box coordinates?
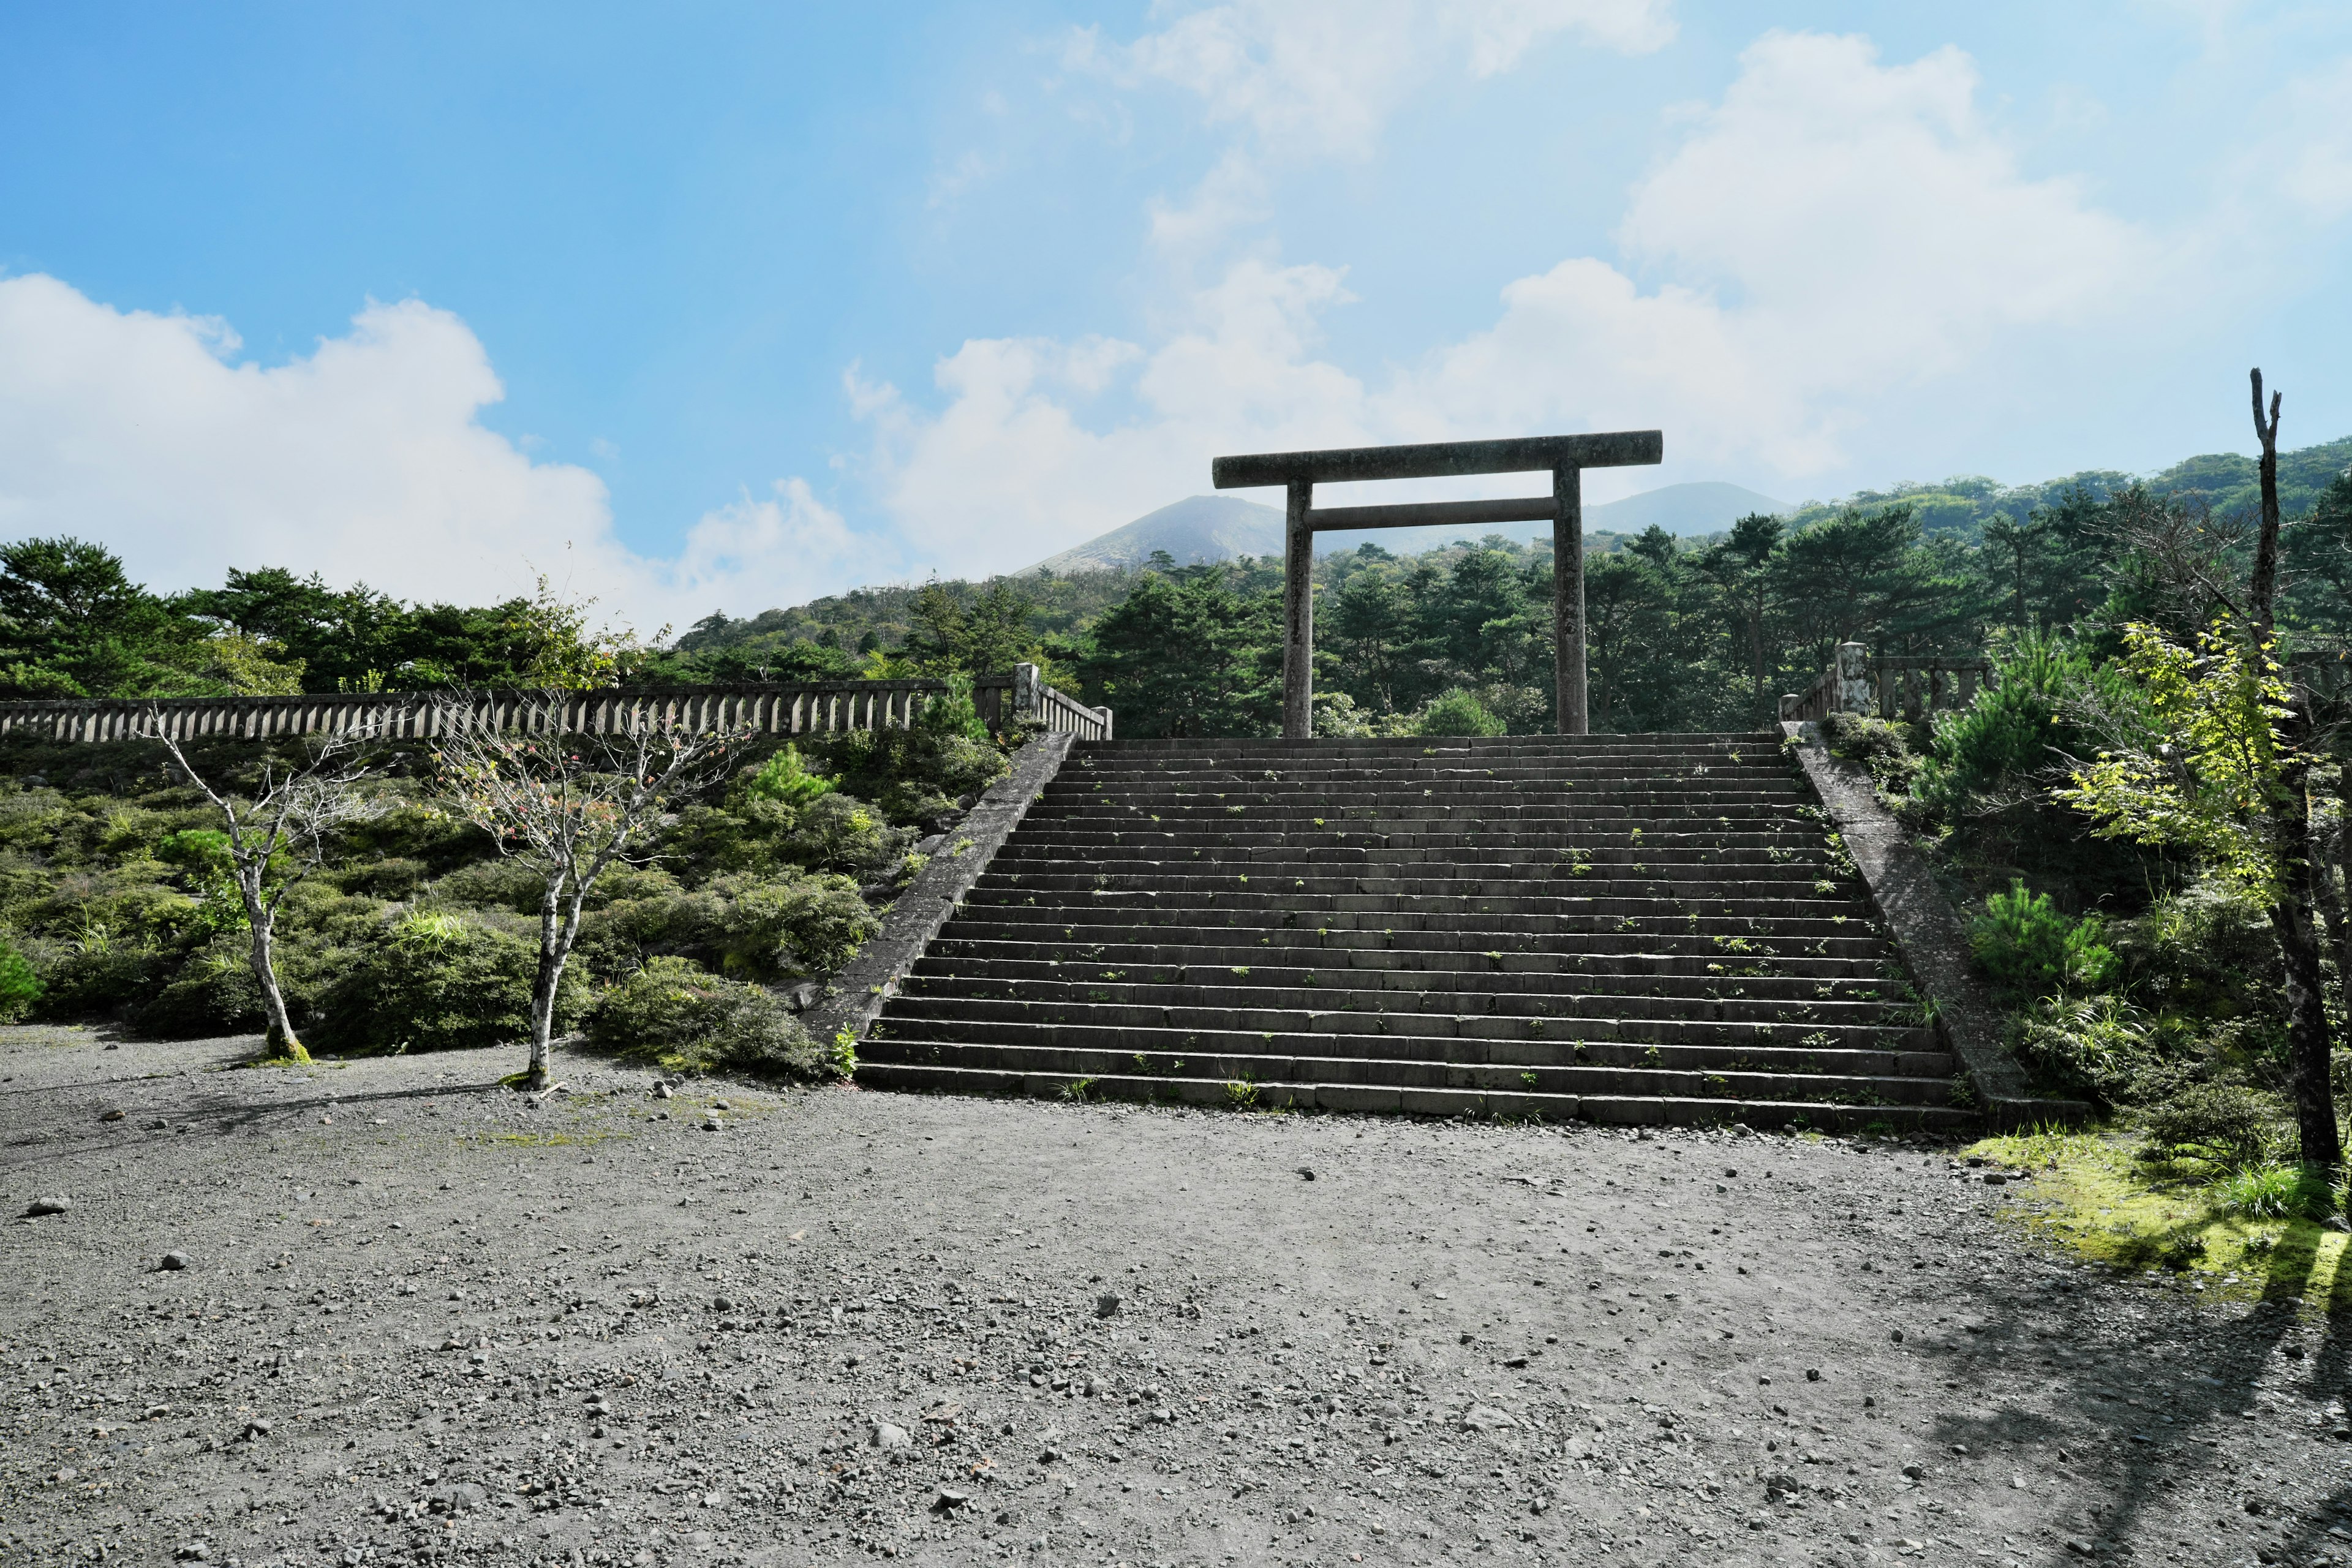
[1012,663,1043,724]
[1834,642,1871,715]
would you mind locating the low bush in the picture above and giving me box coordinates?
[29,936,166,1022]
[709,871,880,977]
[2140,1082,2285,1172]
[777,793,907,875]
[734,744,834,807]
[0,933,42,1021]
[2215,1163,2337,1220]
[2011,993,2163,1101]
[1414,689,1506,737]
[135,939,264,1038]
[309,912,584,1054]
[584,957,826,1079]
[1970,880,2117,998]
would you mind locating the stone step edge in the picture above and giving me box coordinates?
[852,1063,1977,1130]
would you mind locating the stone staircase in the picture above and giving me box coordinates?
[857,735,1976,1131]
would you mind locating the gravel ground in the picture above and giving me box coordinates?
[1,1024,2345,1568]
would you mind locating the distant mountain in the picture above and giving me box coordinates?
[1023,495,1286,575]
[1316,480,1792,556]
[1022,481,1790,575]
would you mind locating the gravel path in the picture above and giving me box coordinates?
[0,1025,2342,1567]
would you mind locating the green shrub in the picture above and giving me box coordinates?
[135,939,264,1038]
[29,936,166,1022]
[426,858,552,915]
[735,745,835,808]
[709,871,880,976]
[1916,633,2126,808]
[1414,689,1506,737]
[2141,1082,2285,1172]
[1817,712,1926,796]
[2216,1163,2336,1220]
[1970,880,2117,997]
[335,856,429,900]
[917,674,990,744]
[0,933,43,1022]
[778,793,906,874]
[309,913,583,1054]
[811,727,1007,825]
[2012,992,2160,1101]
[584,958,826,1079]
[2114,877,2277,1022]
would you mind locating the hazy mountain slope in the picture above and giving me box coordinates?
[1024,496,1286,574]
[1023,480,1790,574]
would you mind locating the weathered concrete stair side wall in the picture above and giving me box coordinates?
[1782,723,2094,1130]
[805,731,1074,1050]
[858,732,1985,1132]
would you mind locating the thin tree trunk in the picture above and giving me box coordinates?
[530,885,564,1088]
[241,886,306,1062]
[2272,761,2342,1168]
[2337,768,2352,1036]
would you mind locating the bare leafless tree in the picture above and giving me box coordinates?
[2245,368,2342,1170]
[143,723,382,1063]
[432,693,750,1089]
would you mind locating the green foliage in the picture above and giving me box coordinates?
[917,673,991,744]
[2055,619,2297,898]
[135,938,265,1039]
[2215,1164,2337,1221]
[735,745,834,807]
[0,934,43,1022]
[2010,993,2158,1101]
[2141,1083,2285,1174]
[774,793,906,875]
[1969,880,2119,997]
[308,913,585,1055]
[1080,565,1281,738]
[1413,688,1506,737]
[708,871,879,977]
[583,958,825,1080]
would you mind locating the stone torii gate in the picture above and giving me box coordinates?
[1211,431,1664,739]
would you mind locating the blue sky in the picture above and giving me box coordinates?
[1,1,2348,625]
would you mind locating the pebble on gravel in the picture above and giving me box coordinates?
[1095,1293,1122,1319]
[871,1422,913,1450]
[99,1107,124,1121]
[159,1250,190,1271]
[652,1081,673,1099]
[23,1197,68,1216]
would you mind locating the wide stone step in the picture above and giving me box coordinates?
[878,993,1926,1050]
[868,1019,1947,1077]
[859,730,1970,1129]
[896,973,1912,1030]
[962,886,1872,924]
[940,911,1885,948]
[1010,831,1828,853]
[853,1063,1976,1133]
[983,865,1844,888]
[911,952,1902,1001]
[859,1037,1954,1102]
[930,929,1892,971]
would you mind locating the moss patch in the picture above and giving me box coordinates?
[1969,1126,2352,1313]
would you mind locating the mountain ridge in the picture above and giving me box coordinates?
[1020,480,1793,575]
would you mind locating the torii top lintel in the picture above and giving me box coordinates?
[1211,431,1662,491]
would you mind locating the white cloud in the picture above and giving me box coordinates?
[0,274,881,628]
[864,31,2171,551]
[1076,0,1674,159]
[2263,56,2352,222]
